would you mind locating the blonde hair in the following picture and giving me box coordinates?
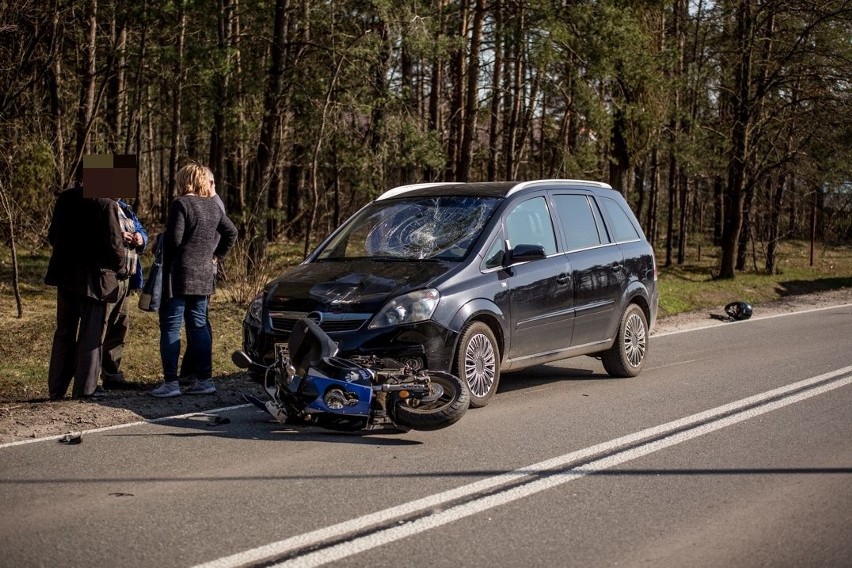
[175,163,213,197]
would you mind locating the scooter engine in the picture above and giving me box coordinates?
[324,388,360,410]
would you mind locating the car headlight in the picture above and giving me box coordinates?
[245,292,264,326]
[368,289,440,329]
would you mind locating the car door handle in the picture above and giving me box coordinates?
[557,273,570,285]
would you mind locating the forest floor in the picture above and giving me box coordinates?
[2,286,851,445]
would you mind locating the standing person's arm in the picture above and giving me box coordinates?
[132,211,148,252]
[161,200,186,301]
[121,200,149,252]
[212,193,225,214]
[97,198,127,276]
[213,212,238,260]
[47,189,74,247]
[165,200,186,251]
[47,200,61,247]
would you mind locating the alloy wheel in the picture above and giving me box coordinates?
[464,333,496,398]
[623,312,647,367]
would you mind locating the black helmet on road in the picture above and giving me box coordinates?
[725,301,753,321]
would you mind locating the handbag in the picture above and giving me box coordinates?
[138,234,163,312]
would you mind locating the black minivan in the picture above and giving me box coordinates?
[242,180,658,407]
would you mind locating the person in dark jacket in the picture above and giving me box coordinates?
[45,183,127,399]
[150,163,237,397]
[101,198,148,390]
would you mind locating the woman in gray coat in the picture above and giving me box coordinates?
[150,163,237,397]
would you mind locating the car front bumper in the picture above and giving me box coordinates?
[242,317,458,374]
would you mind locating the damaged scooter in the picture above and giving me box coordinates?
[233,318,470,432]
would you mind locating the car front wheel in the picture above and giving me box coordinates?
[455,321,500,408]
[601,303,648,377]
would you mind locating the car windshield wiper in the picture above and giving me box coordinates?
[367,255,438,262]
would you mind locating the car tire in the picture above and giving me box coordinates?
[455,321,500,408]
[602,303,648,378]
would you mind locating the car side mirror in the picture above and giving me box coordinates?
[508,244,546,265]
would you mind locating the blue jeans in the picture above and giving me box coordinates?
[159,295,211,382]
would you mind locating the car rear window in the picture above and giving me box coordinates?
[599,197,641,243]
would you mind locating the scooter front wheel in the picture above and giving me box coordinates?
[389,371,470,431]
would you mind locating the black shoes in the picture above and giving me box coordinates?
[102,377,143,391]
[73,386,107,400]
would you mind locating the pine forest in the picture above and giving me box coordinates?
[2,0,851,283]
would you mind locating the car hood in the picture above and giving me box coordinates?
[264,259,452,313]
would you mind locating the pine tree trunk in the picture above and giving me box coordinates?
[458,0,484,182]
[71,0,98,178]
[677,170,688,264]
[47,6,66,190]
[249,0,289,269]
[228,0,246,217]
[0,183,23,317]
[766,172,785,274]
[446,0,469,180]
[165,1,186,217]
[486,0,502,181]
[504,6,523,179]
[106,10,126,154]
[719,0,755,279]
[426,0,444,181]
[646,147,660,245]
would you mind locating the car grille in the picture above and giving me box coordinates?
[268,311,370,334]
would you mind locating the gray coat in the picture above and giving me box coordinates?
[162,195,237,299]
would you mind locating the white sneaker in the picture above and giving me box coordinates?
[184,378,216,395]
[149,381,181,398]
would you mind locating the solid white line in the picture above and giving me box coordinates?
[192,365,852,568]
[0,404,251,450]
[651,301,852,338]
[276,374,852,568]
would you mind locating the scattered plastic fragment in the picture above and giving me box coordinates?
[58,432,82,445]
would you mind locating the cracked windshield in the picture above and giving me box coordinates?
[317,196,501,261]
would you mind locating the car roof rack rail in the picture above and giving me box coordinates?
[376,182,458,201]
[506,179,612,196]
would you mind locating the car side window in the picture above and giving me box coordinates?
[599,197,640,243]
[481,233,505,270]
[504,197,557,256]
[553,194,604,250]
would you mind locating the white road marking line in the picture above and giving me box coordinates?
[193,365,852,568]
[279,374,852,568]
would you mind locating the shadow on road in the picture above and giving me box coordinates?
[776,276,852,296]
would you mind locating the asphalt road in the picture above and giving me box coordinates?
[1,304,851,568]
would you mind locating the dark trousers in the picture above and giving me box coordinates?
[47,287,109,398]
[102,279,130,380]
